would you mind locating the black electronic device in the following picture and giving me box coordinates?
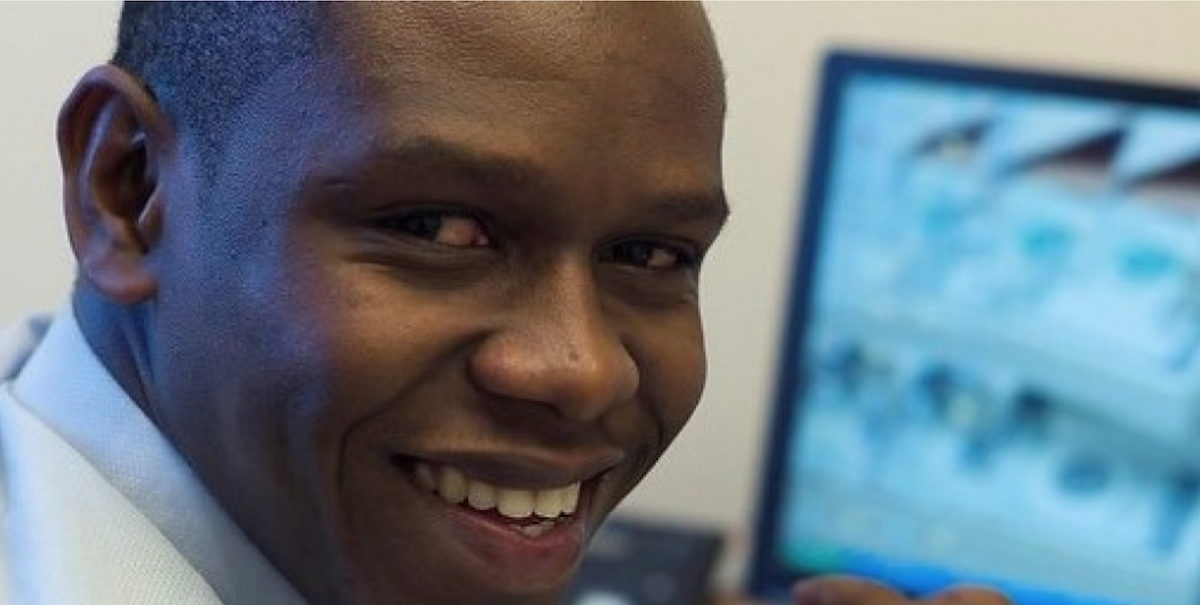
[748,49,1200,605]
[564,514,724,605]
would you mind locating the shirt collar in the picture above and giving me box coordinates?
[10,309,307,605]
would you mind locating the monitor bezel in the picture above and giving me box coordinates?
[745,47,1200,601]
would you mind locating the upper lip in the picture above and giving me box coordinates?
[396,448,625,490]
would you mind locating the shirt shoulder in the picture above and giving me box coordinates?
[0,314,53,383]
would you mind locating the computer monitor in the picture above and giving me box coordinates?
[747,49,1200,605]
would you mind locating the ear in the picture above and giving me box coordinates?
[58,64,172,305]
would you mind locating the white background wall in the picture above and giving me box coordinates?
[8,1,1200,589]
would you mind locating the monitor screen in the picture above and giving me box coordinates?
[748,49,1200,605]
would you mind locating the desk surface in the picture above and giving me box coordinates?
[713,593,764,605]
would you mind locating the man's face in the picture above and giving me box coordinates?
[144,4,725,604]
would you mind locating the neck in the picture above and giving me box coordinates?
[71,287,155,414]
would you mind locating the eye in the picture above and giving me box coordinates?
[607,240,700,271]
[381,210,491,248]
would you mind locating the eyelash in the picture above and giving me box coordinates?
[377,209,492,248]
[376,209,701,271]
[606,239,701,271]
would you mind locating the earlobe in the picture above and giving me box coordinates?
[58,64,170,305]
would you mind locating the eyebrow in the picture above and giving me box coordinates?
[333,135,546,190]
[645,189,731,230]
[321,135,729,226]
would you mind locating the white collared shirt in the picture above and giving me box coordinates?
[0,309,307,605]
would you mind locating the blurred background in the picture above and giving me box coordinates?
[8,1,1200,594]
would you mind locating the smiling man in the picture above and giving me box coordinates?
[0,3,1006,605]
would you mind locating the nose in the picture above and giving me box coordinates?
[467,263,639,422]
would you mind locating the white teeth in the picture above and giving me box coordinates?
[563,483,579,514]
[496,489,535,519]
[518,519,556,538]
[467,481,497,511]
[533,488,562,518]
[416,464,436,491]
[415,462,582,520]
[439,468,468,504]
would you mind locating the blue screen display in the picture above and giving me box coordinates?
[765,54,1200,605]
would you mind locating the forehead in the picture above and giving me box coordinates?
[207,2,727,222]
[317,2,724,115]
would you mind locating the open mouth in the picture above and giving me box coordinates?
[387,453,604,589]
[403,459,583,539]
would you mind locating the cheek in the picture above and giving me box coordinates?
[170,241,389,487]
[632,313,708,441]
[279,266,482,450]
[264,283,408,440]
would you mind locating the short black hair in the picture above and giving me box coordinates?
[111,2,323,178]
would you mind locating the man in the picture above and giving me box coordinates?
[0,3,1007,604]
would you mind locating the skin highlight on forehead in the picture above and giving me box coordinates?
[320,2,725,115]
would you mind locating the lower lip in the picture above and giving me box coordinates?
[408,468,590,587]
